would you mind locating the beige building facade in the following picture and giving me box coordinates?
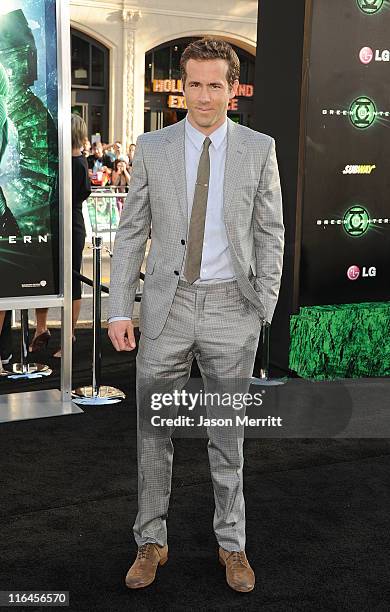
[70,0,258,147]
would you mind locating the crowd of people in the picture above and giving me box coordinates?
[82,138,135,188]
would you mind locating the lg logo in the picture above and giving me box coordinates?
[359,47,374,63]
[359,47,390,63]
[347,265,376,280]
[347,265,360,280]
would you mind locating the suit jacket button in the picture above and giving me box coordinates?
[174,270,179,275]
[181,239,185,245]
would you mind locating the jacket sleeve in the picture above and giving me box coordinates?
[108,137,151,319]
[253,138,284,324]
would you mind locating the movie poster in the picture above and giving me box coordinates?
[0,0,59,298]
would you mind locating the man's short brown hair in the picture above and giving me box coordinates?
[180,38,240,88]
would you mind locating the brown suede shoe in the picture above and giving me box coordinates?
[125,543,168,589]
[218,547,255,592]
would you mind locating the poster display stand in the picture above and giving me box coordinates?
[0,0,82,422]
[72,194,125,405]
[1,309,51,379]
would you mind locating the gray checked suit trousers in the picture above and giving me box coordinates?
[134,277,262,552]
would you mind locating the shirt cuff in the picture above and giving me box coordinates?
[108,316,132,323]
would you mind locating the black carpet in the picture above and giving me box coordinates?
[1,329,390,611]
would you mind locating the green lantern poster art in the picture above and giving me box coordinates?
[0,2,59,298]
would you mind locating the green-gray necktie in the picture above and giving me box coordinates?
[184,136,211,284]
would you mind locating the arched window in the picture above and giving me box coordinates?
[71,30,109,142]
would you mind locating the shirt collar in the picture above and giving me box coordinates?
[185,115,227,151]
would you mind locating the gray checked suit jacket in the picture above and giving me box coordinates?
[108,117,284,339]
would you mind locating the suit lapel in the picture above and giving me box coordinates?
[164,119,188,232]
[163,117,247,227]
[223,118,247,216]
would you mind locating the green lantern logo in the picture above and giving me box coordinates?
[343,206,370,237]
[357,0,384,14]
[349,97,376,129]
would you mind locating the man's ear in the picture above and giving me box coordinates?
[229,79,239,99]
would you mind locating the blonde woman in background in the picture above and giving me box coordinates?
[53,114,91,357]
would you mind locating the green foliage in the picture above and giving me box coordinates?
[290,303,390,380]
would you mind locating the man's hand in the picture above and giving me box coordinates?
[108,320,136,352]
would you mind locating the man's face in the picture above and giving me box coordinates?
[183,58,238,134]
[114,142,122,155]
[94,144,103,157]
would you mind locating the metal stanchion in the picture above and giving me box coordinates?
[72,235,125,405]
[250,321,287,386]
[1,309,52,379]
[0,356,9,377]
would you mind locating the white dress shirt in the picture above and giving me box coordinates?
[181,116,235,284]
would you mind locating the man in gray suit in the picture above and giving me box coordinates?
[108,38,284,592]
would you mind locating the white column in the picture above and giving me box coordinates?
[122,9,141,149]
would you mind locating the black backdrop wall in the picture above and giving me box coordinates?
[253,0,308,375]
[297,1,390,308]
